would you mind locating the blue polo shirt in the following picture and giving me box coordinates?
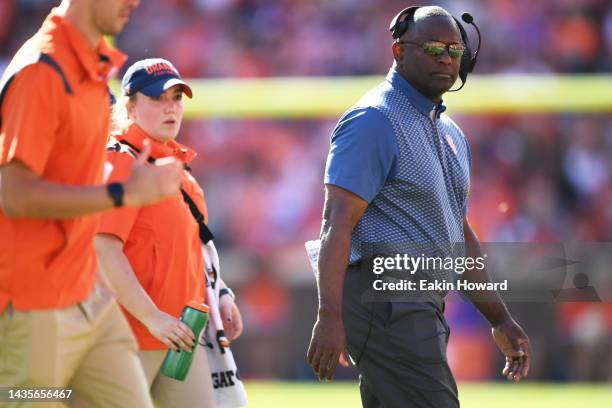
[325,67,471,264]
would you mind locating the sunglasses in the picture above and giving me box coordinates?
[397,40,466,59]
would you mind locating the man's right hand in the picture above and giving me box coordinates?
[124,141,183,206]
[307,310,349,381]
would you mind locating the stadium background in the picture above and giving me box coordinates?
[1,0,611,406]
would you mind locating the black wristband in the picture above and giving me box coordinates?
[107,182,124,208]
[219,287,236,301]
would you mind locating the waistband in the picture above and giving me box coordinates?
[345,261,447,309]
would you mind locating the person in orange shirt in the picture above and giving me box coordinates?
[0,1,185,407]
[96,58,243,408]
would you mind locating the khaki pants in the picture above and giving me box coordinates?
[139,348,216,408]
[0,286,152,408]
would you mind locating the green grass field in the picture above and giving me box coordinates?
[243,381,612,407]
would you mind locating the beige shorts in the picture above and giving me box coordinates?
[0,286,152,408]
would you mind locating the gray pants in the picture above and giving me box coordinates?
[343,267,459,408]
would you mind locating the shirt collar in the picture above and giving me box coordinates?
[119,124,197,164]
[386,67,446,119]
[48,10,127,82]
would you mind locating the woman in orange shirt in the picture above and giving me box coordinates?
[96,58,242,408]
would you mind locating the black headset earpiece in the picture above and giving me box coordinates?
[389,6,421,39]
[453,16,472,87]
[389,7,482,92]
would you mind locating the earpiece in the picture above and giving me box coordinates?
[389,6,421,40]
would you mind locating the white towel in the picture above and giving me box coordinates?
[304,239,321,278]
[201,242,248,407]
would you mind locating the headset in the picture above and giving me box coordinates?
[389,6,482,91]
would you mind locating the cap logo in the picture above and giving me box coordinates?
[145,62,177,77]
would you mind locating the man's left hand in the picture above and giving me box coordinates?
[219,295,243,341]
[492,319,532,382]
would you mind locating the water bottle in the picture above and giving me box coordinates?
[160,300,209,381]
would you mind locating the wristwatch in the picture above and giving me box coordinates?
[219,287,236,301]
[107,182,124,208]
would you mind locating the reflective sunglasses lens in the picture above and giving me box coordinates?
[422,42,445,55]
[448,44,465,58]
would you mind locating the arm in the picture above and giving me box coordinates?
[205,240,244,342]
[95,233,195,351]
[462,218,511,324]
[462,218,532,381]
[307,184,368,381]
[218,277,243,341]
[202,240,243,341]
[0,142,182,219]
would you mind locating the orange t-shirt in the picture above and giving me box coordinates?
[99,125,207,350]
[0,11,126,312]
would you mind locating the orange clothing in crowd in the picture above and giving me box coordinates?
[99,125,207,349]
[0,11,126,313]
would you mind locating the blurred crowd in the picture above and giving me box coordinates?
[2,0,611,382]
[1,0,612,75]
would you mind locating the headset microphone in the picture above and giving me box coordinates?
[461,12,473,24]
[448,12,482,91]
[461,12,481,74]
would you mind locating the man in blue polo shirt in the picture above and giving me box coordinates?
[307,6,531,407]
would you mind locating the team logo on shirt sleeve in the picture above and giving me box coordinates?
[445,134,457,156]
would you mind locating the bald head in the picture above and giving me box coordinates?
[400,6,460,41]
[413,6,452,21]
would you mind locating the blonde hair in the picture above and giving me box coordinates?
[111,94,137,135]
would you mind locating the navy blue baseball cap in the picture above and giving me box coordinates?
[121,58,192,98]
